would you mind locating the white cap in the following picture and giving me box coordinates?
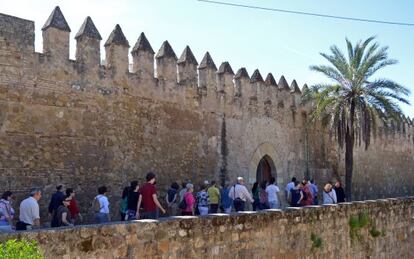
[237,177,244,181]
[203,180,209,185]
[186,183,194,189]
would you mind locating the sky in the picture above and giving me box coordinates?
[2,0,414,116]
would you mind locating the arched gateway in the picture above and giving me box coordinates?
[256,155,276,184]
[248,143,283,186]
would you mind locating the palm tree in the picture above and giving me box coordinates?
[304,37,410,201]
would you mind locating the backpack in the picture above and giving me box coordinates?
[92,196,103,213]
[178,196,187,210]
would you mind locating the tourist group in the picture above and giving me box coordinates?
[0,172,345,232]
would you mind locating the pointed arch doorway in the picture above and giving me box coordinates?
[248,143,283,187]
[256,155,276,184]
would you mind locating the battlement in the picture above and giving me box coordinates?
[0,6,413,140]
[0,7,309,112]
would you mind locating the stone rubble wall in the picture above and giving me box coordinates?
[1,197,413,259]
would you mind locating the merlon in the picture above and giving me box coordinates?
[250,69,264,83]
[104,24,129,47]
[75,16,102,40]
[198,52,217,70]
[177,46,198,65]
[234,68,249,79]
[265,73,277,86]
[42,6,71,32]
[278,75,290,91]
[155,40,177,60]
[217,62,234,75]
[290,80,301,93]
[131,32,154,54]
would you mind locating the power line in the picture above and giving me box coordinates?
[197,0,414,27]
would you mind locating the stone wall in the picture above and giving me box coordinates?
[1,7,414,222]
[1,197,413,258]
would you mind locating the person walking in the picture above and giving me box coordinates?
[178,181,189,203]
[137,172,166,219]
[48,184,65,227]
[323,183,337,204]
[93,186,110,223]
[310,179,319,205]
[181,183,196,216]
[285,177,296,203]
[166,182,180,216]
[259,181,269,210]
[265,177,281,209]
[55,196,74,227]
[300,180,314,206]
[16,188,41,230]
[126,181,140,220]
[66,188,82,225]
[228,177,254,212]
[220,184,232,213]
[251,182,260,211]
[196,184,209,216]
[289,181,304,207]
[207,181,220,213]
[119,186,129,221]
[334,181,346,203]
[0,191,15,233]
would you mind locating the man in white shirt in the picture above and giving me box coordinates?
[17,188,42,230]
[285,177,296,202]
[228,177,254,212]
[265,177,281,209]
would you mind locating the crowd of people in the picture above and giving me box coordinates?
[0,172,346,232]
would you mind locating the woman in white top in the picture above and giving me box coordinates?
[322,183,337,204]
[265,177,281,209]
[94,186,110,223]
[0,191,14,233]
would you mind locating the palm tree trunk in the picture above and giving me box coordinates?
[345,101,355,201]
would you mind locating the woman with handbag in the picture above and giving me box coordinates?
[0,191,14,233]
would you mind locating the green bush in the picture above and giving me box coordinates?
[348,211,372,244]
[348,211,385,244]
[369,226,381,238]
[0,239,44,259]
[311,233,323,251]
[358,212,370,228]
[348,215,360,229]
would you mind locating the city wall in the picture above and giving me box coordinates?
[0,7,414,221]
[1,197,413,258]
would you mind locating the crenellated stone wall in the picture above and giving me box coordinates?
[0,6,414,222]
[1,197,413,258]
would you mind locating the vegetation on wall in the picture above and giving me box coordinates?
[0,239,44,259]
[348,211,386,244]
[310,233,323,251]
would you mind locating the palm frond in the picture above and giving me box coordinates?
[309,65,343,83]
[366,79,411,97]
[308,36,409,151]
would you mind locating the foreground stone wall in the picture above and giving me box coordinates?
[1,7,414,223]
[1,197,413,258]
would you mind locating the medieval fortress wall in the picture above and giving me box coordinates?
[0,8,413,219]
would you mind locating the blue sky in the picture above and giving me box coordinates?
[2,0,414,116]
